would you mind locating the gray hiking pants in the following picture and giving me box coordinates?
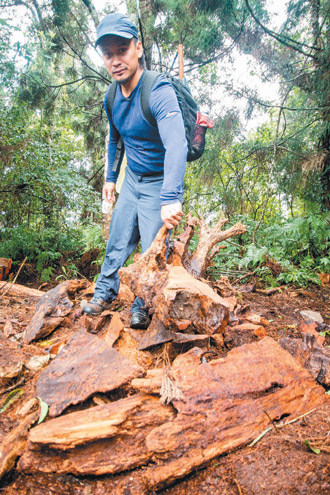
[94,166,167,314]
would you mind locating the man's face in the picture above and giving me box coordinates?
[100,36,143,85]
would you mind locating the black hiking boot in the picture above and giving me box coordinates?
[130,310,150,330]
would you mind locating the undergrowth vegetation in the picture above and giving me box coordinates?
[210,212,330,287]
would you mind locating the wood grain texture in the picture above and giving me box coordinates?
[37,329,144,417]
[20,338,327,489]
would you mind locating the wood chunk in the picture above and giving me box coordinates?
[120,225,229,336]
[0,334,24,385]
[174,319,192,331]
[23,281,83,344]
[19,395,174,476]
[138,317,176,351]
[142,338,327,489]
[0,411,38,481]
[280,334,330,386]
[172,333,210,350]
[37,329,144,417]
[0,257,12,281]
[102,313,124,347]
[299,320,325,346]
[154,266,229,335]
[0,281,44,299]
[131,369,163,394]
[28,394,169,450]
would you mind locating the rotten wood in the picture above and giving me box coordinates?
[0,334,24,386]
[139,337,328,490]
[120,224,232,337]
[183,214,247,278]
[37,329,145,417]
[23,280,87,344]
[19,338,327,490]
[138,317,176,351]
[153,266,230,335]
[279,334,330,386]
[101,313,124,347]
[0,410,38,481]
[0,282,44,299]
[19,395,174,475]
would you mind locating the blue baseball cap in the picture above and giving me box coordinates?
[95,13,138,47]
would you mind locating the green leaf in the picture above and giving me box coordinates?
[304,439,320,454]
[0,388,24,413]
[37,396,49,424]
[325,391,330,395]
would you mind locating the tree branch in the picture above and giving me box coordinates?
[245,0,320,59]
[81,0,99,28]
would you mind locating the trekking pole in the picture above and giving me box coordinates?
[178,44,184,82]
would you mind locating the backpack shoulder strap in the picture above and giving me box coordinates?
[106,80,117,122]
[105,81,123,174]
[140,70,162,127]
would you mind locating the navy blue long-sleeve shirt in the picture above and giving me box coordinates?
[104,72,188,205]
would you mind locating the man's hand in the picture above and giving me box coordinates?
[103,182,116,203]
[161,201,183,229]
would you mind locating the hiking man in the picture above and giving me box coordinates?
[83,13,188,329]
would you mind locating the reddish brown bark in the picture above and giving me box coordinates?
[36,329,144,417]
[183,215,247,278]
[23,280,87,344]
[19,338,327,490]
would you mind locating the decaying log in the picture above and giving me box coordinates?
[140,337,328,490]
[153,266,230,334]
[0,281,44,299]
[23,280,87,344]
[19,395,174,476]
[0,411,38,481]
[120,227,230,335]
[119,226,169,309]
[37,329,144,417]
[20,338,327,489]
[280,334,330,386]
[183,214,247,278]
[28,394,173,451]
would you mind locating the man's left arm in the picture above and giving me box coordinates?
[150,80,188,229]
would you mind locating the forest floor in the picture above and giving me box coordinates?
[0,277,330,495]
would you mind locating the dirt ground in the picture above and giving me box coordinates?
[0,280,330,494]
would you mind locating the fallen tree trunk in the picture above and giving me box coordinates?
[0,282,44,299]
